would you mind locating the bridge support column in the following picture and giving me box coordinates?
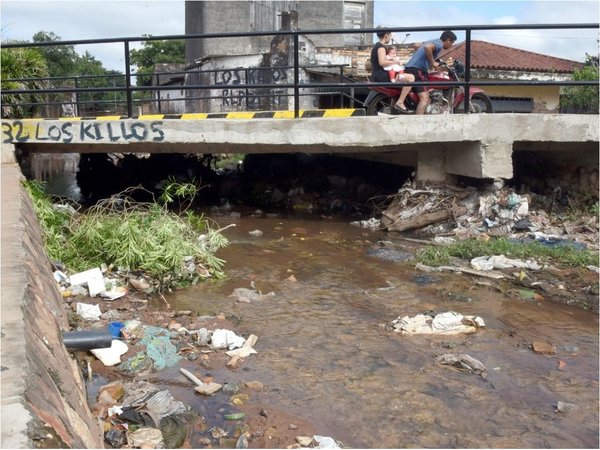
[416,146,446,182]
[444,140,513,180]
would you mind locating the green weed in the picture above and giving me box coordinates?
[23,180,229,290]
[416,237,598,268]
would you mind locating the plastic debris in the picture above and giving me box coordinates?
[226,334,258,358]
[138,326,182,369]
[391,311,485,335]
[435,353,487,375]
[249,229,263,237]
[69,267,106,296]
[230,287,276,303]
[76,302,102,321]
[350,217,381,229]
[471,255,541,271]
[91,340,129,366]
[211,329,246,350]
[63,330,112,350]
[127,427,164,448]
[179,367,222,395]
[313,435,342,449]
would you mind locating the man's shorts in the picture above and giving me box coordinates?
[404,67,428,93]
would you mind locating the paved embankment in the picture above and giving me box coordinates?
[1,146,103,448]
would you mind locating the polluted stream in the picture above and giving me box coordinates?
[138,211,597,449]
[30,154,598,448]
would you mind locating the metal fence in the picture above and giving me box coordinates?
[1,23,598,118]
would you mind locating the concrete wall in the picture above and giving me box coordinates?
[185,0,373,63]
[1,148,104,448]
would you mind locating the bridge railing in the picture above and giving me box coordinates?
[1,23,598,118]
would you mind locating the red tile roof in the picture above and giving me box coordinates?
[440,40,584,73]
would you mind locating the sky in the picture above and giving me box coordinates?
[1,0,598,71]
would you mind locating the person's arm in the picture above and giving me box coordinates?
[377,46,389,67]
[424,43,439,70]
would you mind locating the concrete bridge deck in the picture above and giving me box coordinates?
[2,112,598,181]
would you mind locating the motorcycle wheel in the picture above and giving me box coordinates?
[469,93,494,113]
[366,93,397,116]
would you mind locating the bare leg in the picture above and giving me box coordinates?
[395,74,415,109]
[415,91,430,115]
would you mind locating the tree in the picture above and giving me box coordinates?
[1,44,49,117]
[130,36,185,87]
[32,31,79,78]
[560,54,599,114]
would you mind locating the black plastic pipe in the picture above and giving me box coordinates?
[63,330,113,350]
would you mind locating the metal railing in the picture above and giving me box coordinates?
[1,23,598,118]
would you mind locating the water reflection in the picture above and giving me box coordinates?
[29,153,81,201]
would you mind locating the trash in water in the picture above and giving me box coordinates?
[555,401,577,414]
[127,427,163,448]
[211,329,246,350]
[91,340,129,366]
[471,255,541,271]
[350,217,381,229]
[226,334,258,358]
[179,367,222,395]
[313,435,342,449]
[230,287,276,303]
[76,302,102,321]
[248,229,263,237]
[138,326,182,369]
[390,311,485,335]
[435,353,487,375]
[69,267,106,297]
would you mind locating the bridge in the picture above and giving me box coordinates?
[1,23,599,181]
[1,112,598,181]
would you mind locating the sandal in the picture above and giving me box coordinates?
[390,105,412,115]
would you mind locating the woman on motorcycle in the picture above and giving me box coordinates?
[370,29,415,114]
[397,30,457,115]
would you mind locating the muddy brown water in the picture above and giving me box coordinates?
[29,155,598,448]
[149,211,598,449]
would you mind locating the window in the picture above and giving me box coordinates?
[490,96,533,113]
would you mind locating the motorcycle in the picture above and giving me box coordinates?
[364,59,493,115]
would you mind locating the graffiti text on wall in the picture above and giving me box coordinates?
[212,67,289,109]
[1,121,165,144]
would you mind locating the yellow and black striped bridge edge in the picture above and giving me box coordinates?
[48,108,366,121]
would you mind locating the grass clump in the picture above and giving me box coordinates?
[23,180,229,290]
[416,237,598,269]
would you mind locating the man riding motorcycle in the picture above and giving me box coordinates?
[395,30,457,115]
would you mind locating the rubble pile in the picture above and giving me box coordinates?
[377,180,598,250]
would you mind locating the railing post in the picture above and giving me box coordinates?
[124,40,133,117]
[463,28,471,114]
[293,32,299,118]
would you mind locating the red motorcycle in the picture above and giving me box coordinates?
[365,59,493,115]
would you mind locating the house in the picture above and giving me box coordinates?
[151,63,186,114]
[440,40,585,113]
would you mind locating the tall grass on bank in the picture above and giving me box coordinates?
[416,237,598,268]
[23,180,228,290]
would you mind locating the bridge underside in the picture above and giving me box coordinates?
[2,114,598,182]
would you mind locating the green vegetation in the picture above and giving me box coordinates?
[130,37,185,87]
[560,54,599,114]
[23,180,228,291]
[416,237,597,268]
[1,44,49,117]
[2,30,126,117]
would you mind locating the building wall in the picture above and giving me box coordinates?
[477,82,560,112]
[185,0,373,64]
